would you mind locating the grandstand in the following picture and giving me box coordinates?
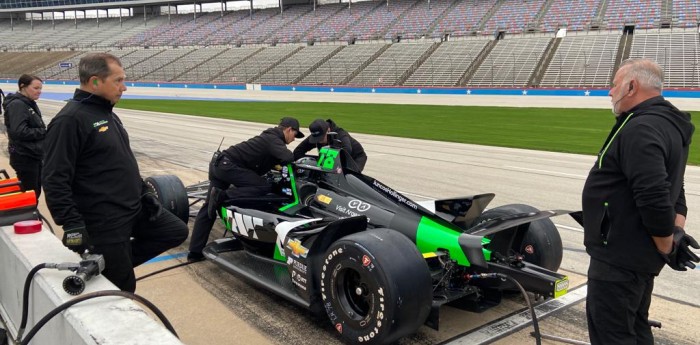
[0,0,698,89]
[629,32,700,88]
[469,36,551,87]
[540,33,621,87]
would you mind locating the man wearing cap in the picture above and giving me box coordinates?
[187,117,304,261]
[293,118,367,172]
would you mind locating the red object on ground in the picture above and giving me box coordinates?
[14,220,42,234]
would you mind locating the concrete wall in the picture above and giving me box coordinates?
[0,225,183,345]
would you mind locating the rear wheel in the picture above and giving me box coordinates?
[320,229,432,345]
[470,204,563,271]
[144,175,189,224]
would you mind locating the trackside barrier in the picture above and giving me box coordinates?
[3,79,699,98]
[0,225,183,345]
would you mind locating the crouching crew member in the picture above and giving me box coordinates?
[187,117,304,261]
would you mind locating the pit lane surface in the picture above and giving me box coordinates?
[32,91,700,345]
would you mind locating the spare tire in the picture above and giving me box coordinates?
[144,175,189,224]
[470,204,563,271]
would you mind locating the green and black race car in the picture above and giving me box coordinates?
[151,144,572,345]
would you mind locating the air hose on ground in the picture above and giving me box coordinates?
[466,273,542,345]
[136,260,198,281]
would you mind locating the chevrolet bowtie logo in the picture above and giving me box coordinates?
[287,238,309,258]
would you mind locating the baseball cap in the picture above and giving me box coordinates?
[279,117,305,138]
[308,119,329,144]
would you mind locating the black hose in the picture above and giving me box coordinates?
[18,264,47,340]
[19,290,178,345]
[496,273,542,345]
[36,211,54,235]
[136,260,196,281]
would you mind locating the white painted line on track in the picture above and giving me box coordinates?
[556,224,584,233]
[504,166,588,179]
[444,285,588,345]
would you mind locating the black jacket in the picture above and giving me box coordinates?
[43,89,143,244]
[2,92,45,160]
[582,96,694,274]
[293,119,367,171]
[223,127,294,175]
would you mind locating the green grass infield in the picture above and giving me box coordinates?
[116,99,700,165]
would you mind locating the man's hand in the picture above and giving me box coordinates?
[661,227,700,271]
[142,192,163,222]
[62,225,90,254]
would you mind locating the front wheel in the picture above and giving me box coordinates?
[320,229,432,345]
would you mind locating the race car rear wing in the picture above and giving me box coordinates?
[458,209,574,269]
[431,193,495,230]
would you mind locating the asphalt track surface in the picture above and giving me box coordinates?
[28,86,700,345]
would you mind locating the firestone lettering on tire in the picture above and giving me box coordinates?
[321,247,344,301]
[321,244,387,343]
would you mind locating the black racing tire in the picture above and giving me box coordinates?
[145,175,189,224]
[320,229,432,345]
[470,204,563,271]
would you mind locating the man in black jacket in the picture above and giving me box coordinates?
[187,117,304,261]
[42,53,188,292]
[582,58,699,345]
[293,118,367,172]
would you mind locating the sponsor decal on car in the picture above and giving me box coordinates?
[290,270,308,291]
[286,256,308,274]
[316,194,332,204]
[274,218,322,258]
[224,210,264,239]
[287,238,309,258]
[348,199,371,212]
[371,180,418,210]
[335,204,363,218]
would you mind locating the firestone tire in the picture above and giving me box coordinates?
[320,228,432,345]
[144,175,189,224]
[470,204,563,271]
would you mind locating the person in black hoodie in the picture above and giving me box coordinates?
[293,118,367,172]
[582,58,699,345]
[187,117,304,261]
[42,53,188,292]
[2,74,45,200]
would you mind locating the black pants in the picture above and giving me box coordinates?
[586,259,655,345]
[10,154,42,200]
[90,207,188,292]
[189,155,271,255]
